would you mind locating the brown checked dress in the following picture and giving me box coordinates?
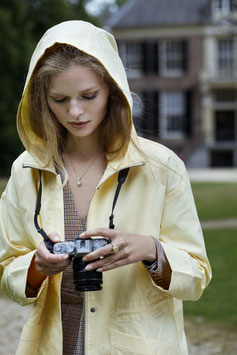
[60,181,171,355]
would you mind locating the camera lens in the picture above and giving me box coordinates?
[73,258,103,292]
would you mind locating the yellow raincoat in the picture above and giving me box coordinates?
[0,21,211,355]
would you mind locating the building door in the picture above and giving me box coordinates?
[215,111,235,141]
[211,150,234,167]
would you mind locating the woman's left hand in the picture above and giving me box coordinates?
[79,228,157,272]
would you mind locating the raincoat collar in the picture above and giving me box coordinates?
[22,128,145,177]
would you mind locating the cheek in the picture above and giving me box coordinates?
[48,103,63,119]
[97,97,109,117]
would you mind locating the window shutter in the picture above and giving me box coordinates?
[142,40,158,74]
[153,42,159,75]
[153,91,159,134]
[182,40,188,73]
[142,91,153,131]
[142,42,149,74]
[230,0,235,11]
[185,90,192,136]
[142,91,159,134]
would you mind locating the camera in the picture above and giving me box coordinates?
[53,238,109,292]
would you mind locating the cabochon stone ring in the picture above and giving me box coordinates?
[110,242,119,254]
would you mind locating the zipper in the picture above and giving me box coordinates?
[84,161,144,354]
[84,292,88,355]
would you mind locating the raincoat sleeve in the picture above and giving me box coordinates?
[150,161,212,301]
[0,165,47,306]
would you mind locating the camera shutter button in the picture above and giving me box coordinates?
[66,242,74,254]
[54,244,62,253]
[90,308,96,313]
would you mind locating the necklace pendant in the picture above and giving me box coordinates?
[77,177,82,187]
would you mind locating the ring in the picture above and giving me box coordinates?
[110,242,119,254]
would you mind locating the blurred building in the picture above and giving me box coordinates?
[107,0,237,167]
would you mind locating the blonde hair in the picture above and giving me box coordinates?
[28,44,132,179]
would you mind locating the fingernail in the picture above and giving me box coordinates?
[85,265,92,271]
[54,236,60,242]
[96,268,103,272]
[82,256,87,261]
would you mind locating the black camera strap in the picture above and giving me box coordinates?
[34,170,54,252]
[109,168,129,229]
[34,167,130,247]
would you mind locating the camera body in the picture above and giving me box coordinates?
[53,238,109,292]
[53,238,108,257]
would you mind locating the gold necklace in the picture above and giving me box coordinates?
[68,151,101,187]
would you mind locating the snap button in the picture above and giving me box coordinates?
[90,307,96,313]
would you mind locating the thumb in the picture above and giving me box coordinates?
[48,231,61,243]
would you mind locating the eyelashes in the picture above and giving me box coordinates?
[51,91,98,103]
[53,97,66,103]
[82,92,98,100]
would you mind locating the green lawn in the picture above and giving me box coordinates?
[191,182,237,221]
[184,229,237,323]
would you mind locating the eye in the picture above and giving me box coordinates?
[52,97,67,103]
[82,92,98,100]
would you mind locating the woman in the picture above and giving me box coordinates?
[0,20,211,354]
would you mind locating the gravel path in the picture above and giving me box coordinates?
[0,293,30,355]
[201,218,237,229]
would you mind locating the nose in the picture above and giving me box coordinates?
[68,99,84,119]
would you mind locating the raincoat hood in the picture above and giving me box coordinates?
[17,20,133,167]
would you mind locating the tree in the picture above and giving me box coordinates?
[0,0,99,176]
[94,0,129,24]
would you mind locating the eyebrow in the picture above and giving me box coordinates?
[48,87,99,96]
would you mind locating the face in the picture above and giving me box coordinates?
[47,64,109,144]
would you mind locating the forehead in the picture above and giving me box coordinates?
[47,64,106,93]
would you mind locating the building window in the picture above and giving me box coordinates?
[160,92,186,139]
[160,40,186,77]
[214,89,235,104]
[213,0,236,13]
[118,42,143,78]
[217,38,235,78]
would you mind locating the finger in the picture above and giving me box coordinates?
[80,228,116,240]
[36,244,69,264]
[35,255,71,274]
[84,252,121,271]
[36,254,70,268]
[97,257,128,272]
[48,231,61,243]
[82,243,114,262]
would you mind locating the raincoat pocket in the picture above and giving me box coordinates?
[110,329,172,355]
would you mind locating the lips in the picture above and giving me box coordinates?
[68,121,89,128]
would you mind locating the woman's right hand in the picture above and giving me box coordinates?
[27,232,71,289]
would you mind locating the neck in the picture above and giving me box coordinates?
[65,132,102,159]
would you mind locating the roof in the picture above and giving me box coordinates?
[107,0,211,29]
